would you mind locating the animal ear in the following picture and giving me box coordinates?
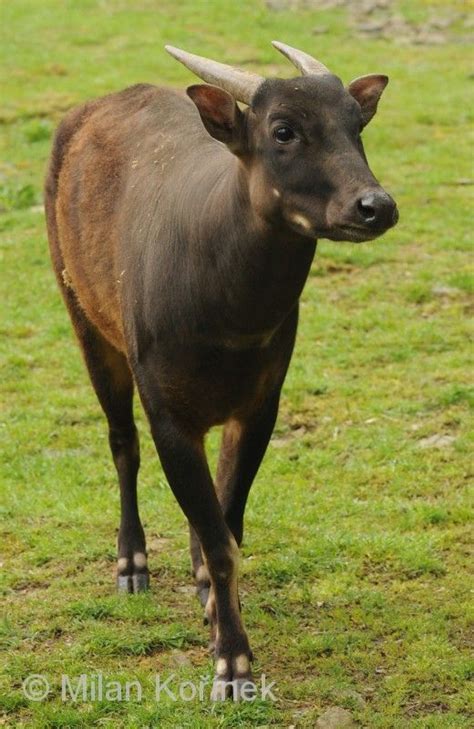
[347,74,388,127]
[187,84,243,150]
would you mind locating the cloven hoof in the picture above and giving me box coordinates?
[116,572,150,594]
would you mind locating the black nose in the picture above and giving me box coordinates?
[356,190,398,230]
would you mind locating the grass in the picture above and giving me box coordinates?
[0,0,472,726]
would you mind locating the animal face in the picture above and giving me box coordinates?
[246,75,398,242]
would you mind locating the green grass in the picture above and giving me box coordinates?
[1,1,472,726]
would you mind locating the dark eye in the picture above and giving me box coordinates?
[273,125,295,144]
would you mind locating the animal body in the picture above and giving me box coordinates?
[45,42,398,700]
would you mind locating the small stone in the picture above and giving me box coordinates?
[174,584,194,594]
[431,285,461,297]
[316,706,355,728]
[417,434,456,449]
[357,21,386,33]
[170,650,192,668]
[428,15,455,30]
[291,426,307,437]
[413,31,446,45]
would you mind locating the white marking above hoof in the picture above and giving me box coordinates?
[216,657,228,676]
[234,654,250,675]
[196,564,210,583]
[117,557,128,572]
[133,552,147,569]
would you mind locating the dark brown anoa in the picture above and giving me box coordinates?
[45,42,398,700]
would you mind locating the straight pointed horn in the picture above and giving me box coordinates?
[272,40,331,77]
[165,45,264,105]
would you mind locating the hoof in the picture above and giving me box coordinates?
[197,584,210,609]
[232,677,257,701]
[210,651,255,702]
[210,675,256,702]
[210,677,231,702]
[116,571,149,594]
[132,572,150,592]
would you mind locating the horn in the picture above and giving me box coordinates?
[165,45,264,105]
[271,40,331,77]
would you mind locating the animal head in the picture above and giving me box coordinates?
[166,42,398,242]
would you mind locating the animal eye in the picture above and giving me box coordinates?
[273,125,295,144]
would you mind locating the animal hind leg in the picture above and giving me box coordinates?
[45,155,147,592]
[217,391,281,544]
[60,288,148,593]
[189,390,281,608]
[189,525,210,608]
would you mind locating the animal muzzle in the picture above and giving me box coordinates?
[328,187,399,242]
[355,189,398,232]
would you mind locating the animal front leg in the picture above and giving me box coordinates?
[140,394,255,700]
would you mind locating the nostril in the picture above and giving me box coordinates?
[357,197,376,223]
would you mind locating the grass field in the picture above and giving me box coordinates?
[1,0,473,726]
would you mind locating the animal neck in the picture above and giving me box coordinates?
[183,151,317,340]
